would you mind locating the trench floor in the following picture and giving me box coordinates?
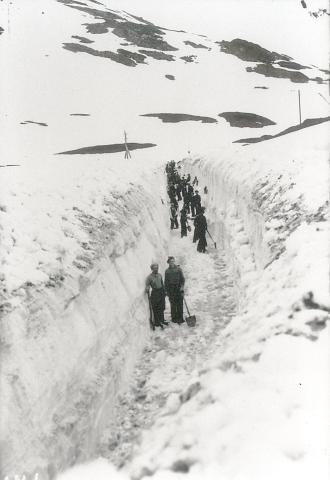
[98,228,237,467]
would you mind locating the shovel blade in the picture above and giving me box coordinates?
[186,315,196,327]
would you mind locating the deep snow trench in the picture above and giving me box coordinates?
[96,229,237,467]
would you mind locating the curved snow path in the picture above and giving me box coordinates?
[97,227,237,467]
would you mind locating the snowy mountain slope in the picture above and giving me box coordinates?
[0,0,329,166]
[57,119,329,480]
[0,0,329,478]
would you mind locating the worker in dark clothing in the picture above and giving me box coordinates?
[192,176,198,186]
[204,186,208,194]
[192,211,200,243]
[195,207,208,253]
[145,263,168,328]
[192,190,201,216]
[176,183,182,201]
[180,207,188,238]
[170,203,179,230]
[184,184,193,214]
[165,256,185,324]
[168,184,176,202]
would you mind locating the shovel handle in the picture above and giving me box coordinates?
[183,297,191,317]
[207,229,214,242]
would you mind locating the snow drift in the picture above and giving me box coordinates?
[0,159,169,478]
[1,0,329,478]
[126,122,330,480]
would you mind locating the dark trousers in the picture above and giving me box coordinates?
[191,204,196,217]
[150,288,165,326]
[197,233,207,253]
[180,221,187,237]
[171,216,179,229]
[167,287,184,323]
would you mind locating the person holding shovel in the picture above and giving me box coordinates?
[196,207,208,253]
[164,256,185,324]
[145,263,168,329]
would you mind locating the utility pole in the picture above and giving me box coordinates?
[124,130,131,159]
[298,89,302,125]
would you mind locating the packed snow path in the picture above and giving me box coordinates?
[98,227,237,468]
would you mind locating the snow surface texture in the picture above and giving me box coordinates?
[1,0,329,478]
[125,123,330,480]
[0,159,170,478]
[56,125,329,480]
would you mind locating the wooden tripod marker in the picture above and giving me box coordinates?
[124,130,131,159]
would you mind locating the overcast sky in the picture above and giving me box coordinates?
[107,0,329,67]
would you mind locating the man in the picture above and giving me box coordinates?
[165,256,185,324]
[145,263,168,329]
[170,203,179,230]
[180,207,188,238]
[192,190,201,216]
[196,207,208,253]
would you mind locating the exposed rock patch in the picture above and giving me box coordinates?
[62,43,142,66]
[57,0,178,52]
[20,120,48,126]
[246,63,310,83]
[254,86,269,89]
[140,113,217,123]
[218,112,276,128]
[218,38,291,63]
[276,60,310,70]
[184,40,208,49]
[71,35,94,44]
[70,113,91,116]
[165,74,175,80]
[234,116,330,144]
[57,142,156,155]
[180,55,197,63]
[138,49,175,61]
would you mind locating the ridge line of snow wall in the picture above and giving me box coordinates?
[181,149,329,312]
[124,147,329,478]
[0,169,169,479]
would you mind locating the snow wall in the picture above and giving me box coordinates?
[0,165,169,479]
[126,126,329,480]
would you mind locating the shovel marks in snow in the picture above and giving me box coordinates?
[98,235,236,467]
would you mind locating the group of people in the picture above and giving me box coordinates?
[145,161,211,330]
[145,257,185,329]
[166,161,209,254]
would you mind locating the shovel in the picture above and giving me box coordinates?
[183,297,196,327]
[147,291,155,331]
[207,229,217,249]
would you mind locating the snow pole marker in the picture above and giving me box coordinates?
[124,130,131,159]
[298,90,302,125]
[207,229,217,249]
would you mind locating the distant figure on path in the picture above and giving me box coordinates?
[165,256,185,324]
[145,263,168,329]
[192,176,198,186]
[170,203,179,230]
[180,207,188,237]
[204,186,208,194]
[196,207,208,253]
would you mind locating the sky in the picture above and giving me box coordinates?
[107,0,329,67]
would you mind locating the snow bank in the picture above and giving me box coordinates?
[0,158,169,479]
[126,122,329,479]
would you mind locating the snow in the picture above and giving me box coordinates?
[0,0,329,478]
